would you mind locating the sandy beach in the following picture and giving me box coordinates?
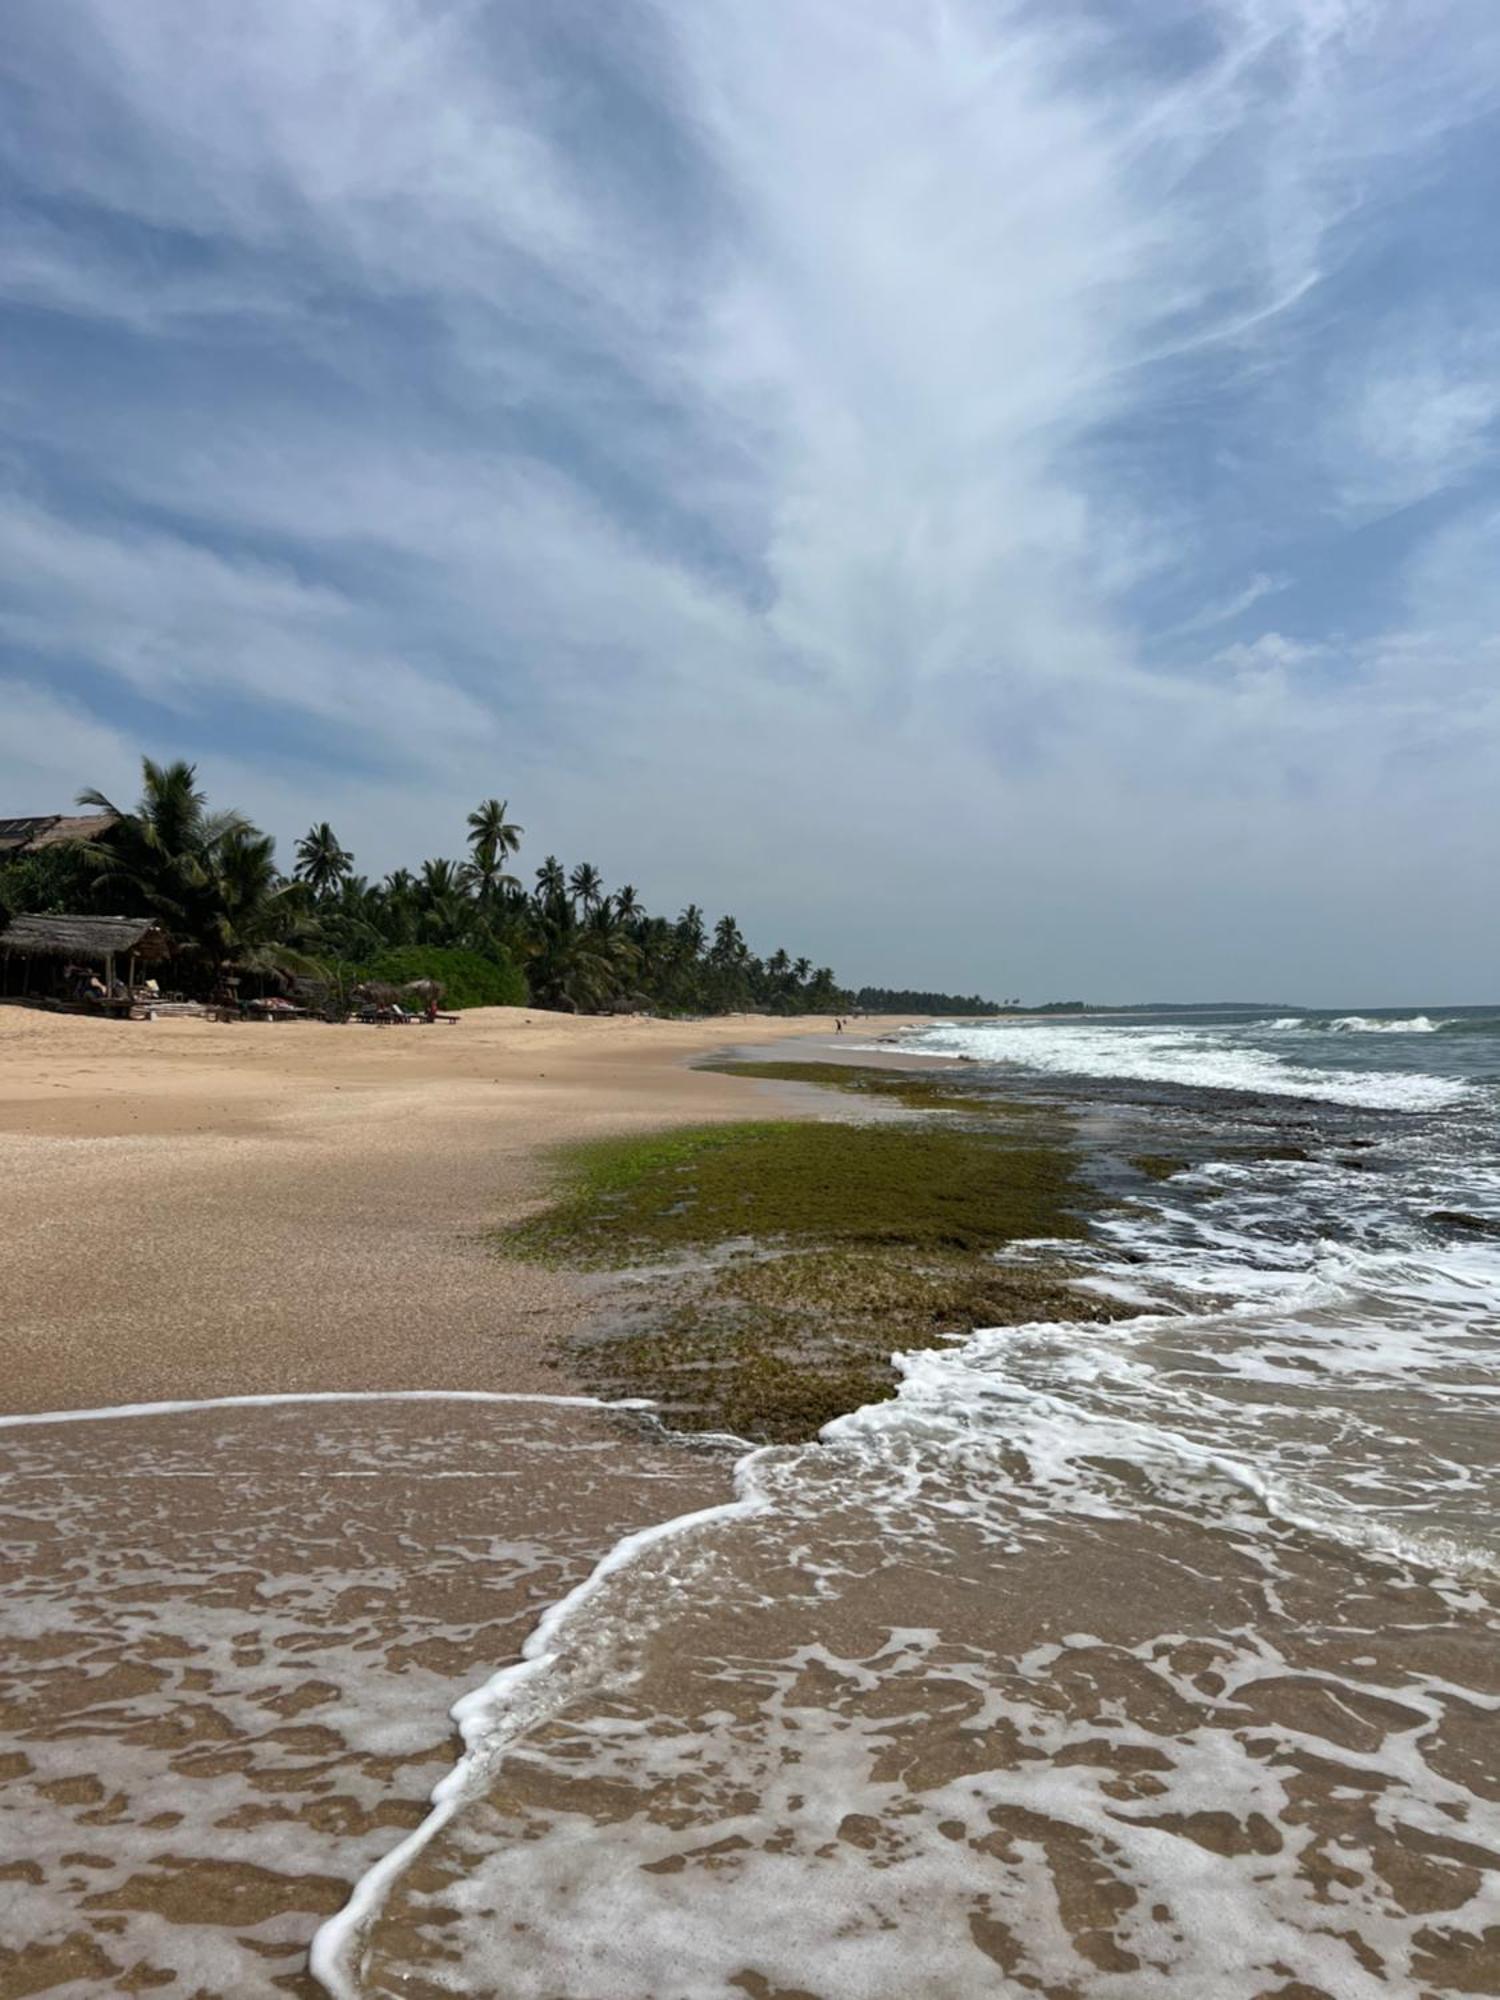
[0,1002,923,1997]
[2,1005,920,1416]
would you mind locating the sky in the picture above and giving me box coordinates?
[1,0,1497,1004]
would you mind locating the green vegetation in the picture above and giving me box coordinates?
[0,842,98,925]
[506,1113,1119,1442]
[855,985,1009,1014]
[0,755,867,1014]
[1131,1154,1189,1182]
[66,758,318,983]
[350,946,526,1010]
[705,1059,1026,1116]
[516,1119,1085,1260]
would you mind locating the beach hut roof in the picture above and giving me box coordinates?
[0,913,171,961]
[0,812,119,855]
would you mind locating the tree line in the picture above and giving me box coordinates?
[854,986,1009,1016]
[0,757,864,1016]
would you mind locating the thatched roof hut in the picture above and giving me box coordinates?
[0,913,173,1006]
[0,812,119,855]
[0,914,171,962]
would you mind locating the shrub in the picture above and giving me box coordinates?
[0,846,102,927]
[353,945,526,1010]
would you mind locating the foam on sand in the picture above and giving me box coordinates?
[311,1371,1500,1998]
[0,1392,730,1997]
[308,1079,1500,1997]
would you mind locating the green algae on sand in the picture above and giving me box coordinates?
[505,1099,1123,1444]
[702,1058,1016,1117]
[512,1116,1086,1261]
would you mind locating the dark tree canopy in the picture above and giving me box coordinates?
[1,755,974,1017]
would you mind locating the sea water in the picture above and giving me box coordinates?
[312,1007,1500,1997]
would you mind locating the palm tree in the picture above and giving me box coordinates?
[59,761,869,1018]
[210,827,320,979]
[710,913,746,965]
[79,760,318,983]
[568,860,603,913]
[466,797,523,868]
[78,758,251,954]
[312,872,386,961]
[535,855,566,904]
[419,857,461,903]
[293,822,353,897]
[806,966,842,1009]
[636,915,674,985]
[420,891,473,947]
[525,897,631,1013]
[461,833,520,903]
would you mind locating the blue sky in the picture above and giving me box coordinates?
[2,0,1497,1001]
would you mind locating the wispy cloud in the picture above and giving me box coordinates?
[1325,325,1500,515]
[1167,572,1290,636]
[1,0,1497,998]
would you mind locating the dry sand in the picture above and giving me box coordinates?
[0,1004,923,1414]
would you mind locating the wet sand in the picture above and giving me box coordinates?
[1,1396,734,1998]
[347,1420,1500,2000]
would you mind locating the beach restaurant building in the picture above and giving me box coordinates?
[0,913,172,1011]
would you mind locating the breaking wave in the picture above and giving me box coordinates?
[899,1017,1475,1110]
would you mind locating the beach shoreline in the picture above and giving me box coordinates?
[7,1004,1499,1998]
[1,1005,936,1997]
[0,1005,927,1416]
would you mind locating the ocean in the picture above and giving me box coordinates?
[314,1006,1500,1996]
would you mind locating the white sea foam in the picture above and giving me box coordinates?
[0,1386,653,1431]
[897,1018,1474,1108]
[310,1458,778,1996]
[1328,1012,1443,1032]
[314,1330,1500,1997]
[0,1394,721,1998]
[308,1091,1500,1994]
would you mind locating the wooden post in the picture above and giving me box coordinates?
[104,951,115,997]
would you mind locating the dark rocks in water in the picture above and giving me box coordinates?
[1427,1210,1500,1238]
